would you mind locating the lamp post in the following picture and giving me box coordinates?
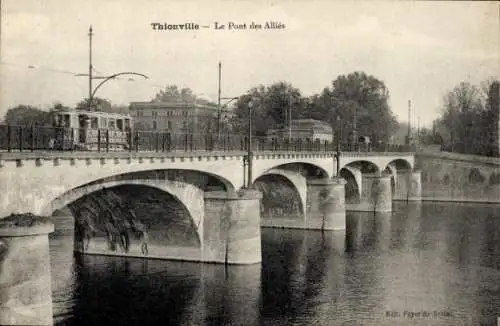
[335,115,341,177]
[352,106,357,149]
[88,25,93,109]
[247,100,254,189]
[219,96,239,134]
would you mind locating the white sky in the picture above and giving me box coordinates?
[1,0,499,127]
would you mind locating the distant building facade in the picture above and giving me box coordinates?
[129,101,227,133]
[267,119,333,141]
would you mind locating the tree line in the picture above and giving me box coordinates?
[418,79,499,157]
[229,71,398,144]
[2,71,399,144]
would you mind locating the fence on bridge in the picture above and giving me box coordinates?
[0,124,416,153]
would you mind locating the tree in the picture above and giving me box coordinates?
[231,82,304,136]
[51,103,71,113]
[437,81,493,155]
[151,85,208,104]
[331,72,397,144]
[431,79,499,156]
[110,104,130,114]
[196,114,218,133]
[298,72,398,144]
[3,102,71,126]
[484,80,499,156]
[4,105,50,126]
[302,88,334,121]
[76,97,113,112]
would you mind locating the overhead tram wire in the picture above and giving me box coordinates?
[1,61,83,77]
[1,61,198,88]
[0,61,143,82]
[1,61,219,101]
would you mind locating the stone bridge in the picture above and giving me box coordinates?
[0,150,421,263]
[0,149,421,325]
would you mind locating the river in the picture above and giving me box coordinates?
[49,202,500,326]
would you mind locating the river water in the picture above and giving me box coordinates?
[49,202,500,326]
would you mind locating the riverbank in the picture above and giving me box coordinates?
[416,150,500,204]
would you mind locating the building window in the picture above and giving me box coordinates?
[152,111,158,118]
[182,111,188,117]
[153,121,157,130]
[182,120,188,130]
[90,118,98,129]
[167,121,172,129]
[136,111,144,117]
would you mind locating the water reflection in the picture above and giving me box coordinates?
[260,228,346,325]
[49,202,500,326]
[389,203,422,251]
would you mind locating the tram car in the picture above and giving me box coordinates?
[51,110,133,151]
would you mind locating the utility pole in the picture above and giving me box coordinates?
[88,25,93,111]
[247,101,253,188]
[336,116,341,177]
[407,100,411,146]
[352,107,357,146]
[217,61,222,138]
[417,116,421,143]
[288,94,292,141]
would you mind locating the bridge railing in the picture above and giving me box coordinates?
[0,124,416,153]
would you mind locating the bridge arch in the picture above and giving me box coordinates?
[42,179,205,246]
[254,169,305,219]
[339,166,361,204]
[252,160,331,184]
[342,160,380,174]
[383,159,413,173]
[266,162,329,179]
[78,169,236,195]
[255,168,307,218]
[383,159,413,196]
[339,161,379,204]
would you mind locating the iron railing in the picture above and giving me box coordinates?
[0,124,417,153]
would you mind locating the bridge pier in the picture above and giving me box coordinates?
[348,173,392,212]
[393,169,422,201]
[305,178,347,230]
[0,214,54,326]
[203,189,262,264]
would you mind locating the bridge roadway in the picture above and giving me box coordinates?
[0,147,422,325]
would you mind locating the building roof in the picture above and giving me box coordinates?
[268,119,333,136]
[288,119,332,132]
[129,101,218,110]
[64,109,133,119]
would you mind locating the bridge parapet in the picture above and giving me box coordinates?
[341,151,415,157]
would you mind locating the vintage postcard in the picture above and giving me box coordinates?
[0,1,499,325]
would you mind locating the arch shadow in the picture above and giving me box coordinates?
[254,174,305,219]
[340,168,361,204]
[344,160,380,174]
[383,159,413,173]
[75,169,236,195]
[43,180,204,249]
[263,162,329,180]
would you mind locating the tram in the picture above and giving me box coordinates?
[51,110,133,151]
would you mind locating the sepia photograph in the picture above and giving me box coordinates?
[0,0,499,325]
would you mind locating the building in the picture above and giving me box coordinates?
[267,119,333,141]
[129,101,226,133]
